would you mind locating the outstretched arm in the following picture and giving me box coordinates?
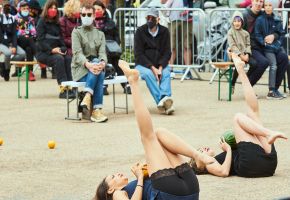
[232,54,260,122]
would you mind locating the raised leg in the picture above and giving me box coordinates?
[118,60,172,175]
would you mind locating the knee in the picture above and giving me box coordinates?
[261,58,269,69]
[140,132,156,144]
[155,127,166,136]
[233,113,244,124]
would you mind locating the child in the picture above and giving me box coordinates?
[227,11,253,94]
[254,0,287,99]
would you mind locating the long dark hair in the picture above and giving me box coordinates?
[94,178,113,200]
[41,0,59,23]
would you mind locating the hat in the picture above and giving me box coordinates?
[264,0,279,8]
[146,7,159,18]
[28,0,42,10]
[18,1,29,7]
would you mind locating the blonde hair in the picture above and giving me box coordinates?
[63,0,81,17]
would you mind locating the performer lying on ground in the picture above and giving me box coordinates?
[173,54,287,177]
[93,60,218,200]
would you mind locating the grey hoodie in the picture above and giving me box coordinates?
[227,11,252,56]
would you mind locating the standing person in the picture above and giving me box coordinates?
[227,11,255,94]
[242,0,270,87]
[255,0,288,99]
[13,1,37,81]
[59,0,81,57]
[0,3,26,81]
[71,3,108,123]
[134,7,174,115]
[161,0,193,79]
[36,0,74,98]
[93,0,131,95]
[94,59,201,200]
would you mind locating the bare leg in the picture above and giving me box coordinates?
[118,60,172,175]
[234,113,287,147]
[232,55,287,151]
[184,48,192,66]
[155,128,215,166]
[169,49,176,65]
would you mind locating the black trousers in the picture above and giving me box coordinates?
[17,36,37,71]
[36,53,72,84]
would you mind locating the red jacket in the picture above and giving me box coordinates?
[59,16,80,56]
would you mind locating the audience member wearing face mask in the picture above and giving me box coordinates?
[71,3,108,123]
[35,0,75,99]
[12,1,37,81]
[59,0,81,57]
[92,0,131,96]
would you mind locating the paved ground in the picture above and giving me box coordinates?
[0,71,289,200]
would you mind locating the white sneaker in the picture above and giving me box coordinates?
[157,96,173,112]
[165,105,175,115]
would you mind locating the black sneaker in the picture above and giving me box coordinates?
[3,69,10,81]
[59,89,76,99]
[266,91,283,100]
[41,68,47,79]
[123,85,132,94]
[103,87,109,95]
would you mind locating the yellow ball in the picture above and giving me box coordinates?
[48,141,56,149]
[0,138,3,146]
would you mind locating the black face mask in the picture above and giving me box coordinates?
[147,18,157,29]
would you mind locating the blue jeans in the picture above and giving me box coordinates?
[78,71,105,109]
[135,65,172,104]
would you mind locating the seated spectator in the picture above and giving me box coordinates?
[13,1,37,81]
[227,11,256,94]
[59,0,80,57]
[0,3,26,81]
[134,7,174,115]
[93,0,131,95]
[254,0,288,99]
[71,3,108,123]
[36,0,74,99]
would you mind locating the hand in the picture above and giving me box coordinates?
[158,66,162,80]
[219,137,231,152]
[10,47,16,54]
[86,62,100,75]
[264,34,275,44]
[51,47,61,54]
[240,54,249,62]
[131,162,144,179]
[151,66,160,82]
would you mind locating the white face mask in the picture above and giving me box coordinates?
[81,16,94,26]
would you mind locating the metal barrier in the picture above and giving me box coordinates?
[113,7,206,81]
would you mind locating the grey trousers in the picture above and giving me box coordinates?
[0,44,26,70]
[264,52,277,91]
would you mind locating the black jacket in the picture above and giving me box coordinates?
[0,14,17,48]
[134,24,171,69]
[255,13,284,53]
[242,8,262,50]
[36,17,66,55]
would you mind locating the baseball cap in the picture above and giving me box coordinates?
[146,7,159,18]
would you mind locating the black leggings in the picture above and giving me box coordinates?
[17,36,37,71]
[151,163,199,196]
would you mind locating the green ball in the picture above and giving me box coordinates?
[222,130,237,149]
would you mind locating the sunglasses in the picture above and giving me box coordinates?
[81,13,93,17]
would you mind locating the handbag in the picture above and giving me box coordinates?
[106,40,122,57]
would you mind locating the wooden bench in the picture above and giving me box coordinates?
[11,61,38,99]
[210,62,234,101]
[61,76,129,120]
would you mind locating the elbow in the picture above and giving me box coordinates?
[220,170,229,177]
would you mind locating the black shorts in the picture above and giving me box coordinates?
[150,163,199,196]
[234,142,277,177]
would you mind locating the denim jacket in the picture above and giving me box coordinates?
[123,179,199,200]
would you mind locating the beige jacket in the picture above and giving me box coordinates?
[227,11,251,56]
[71,25,107,81]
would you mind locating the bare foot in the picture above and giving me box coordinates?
[118,60,139,83]
[268,132,288,144]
